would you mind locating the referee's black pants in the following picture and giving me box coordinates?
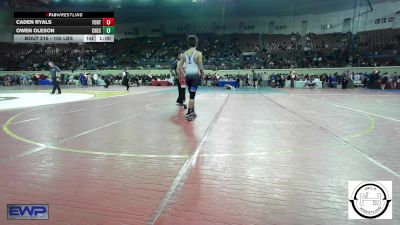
[177,82,186,104]
[51,79,61,94]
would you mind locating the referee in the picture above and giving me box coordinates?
[170,53,186,106]
[49,61,62,94]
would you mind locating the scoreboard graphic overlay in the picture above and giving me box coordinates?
[14,12,115,43]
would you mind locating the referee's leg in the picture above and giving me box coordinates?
[177,81,183,104]
[51,79,57,94]
[56,81,61,94]
[179,86,185,104]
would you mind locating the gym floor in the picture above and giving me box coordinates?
[0,86,399,225]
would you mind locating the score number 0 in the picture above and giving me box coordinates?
[102,18,115,26]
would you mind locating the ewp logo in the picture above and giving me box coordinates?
[7,204,49,220]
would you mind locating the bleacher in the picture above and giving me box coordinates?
[263,33,301,56]
[0,29,399,71]
[356,28,400,55]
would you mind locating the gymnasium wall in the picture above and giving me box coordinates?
[117,0,400,38]
[1,66,399,78]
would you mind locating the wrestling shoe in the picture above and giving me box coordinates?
[185,112,197,121]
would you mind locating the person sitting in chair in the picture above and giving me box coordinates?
[304,76,319,89]
[329,75,337,88]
